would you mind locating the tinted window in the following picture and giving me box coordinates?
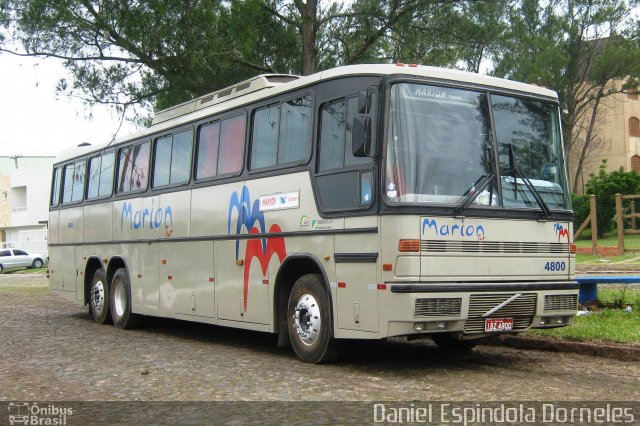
[153,135,172,187]
[251,105,280,169]
[316,94,375,212]
[319,97,369,171]
[118,142,150,193]
[196,123,221,179]
[99,152,115,197]
[196,115,245,180]
[51,167,61,207]
[62,161,86,203]
[153,130,193,188]
[13,249,27,256]
[278,96,312,163]
[171,130,193,184]
[87,152,115,199]
[218,115,245,175]
[251,95,312,170]
[0,250,10,257]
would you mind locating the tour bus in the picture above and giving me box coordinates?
[49,64,578,363]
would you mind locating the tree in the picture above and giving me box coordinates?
[0,0,472,123]
[0,0,299,119]
[492,0,640,192]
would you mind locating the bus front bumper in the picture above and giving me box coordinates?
[380,281,579,339]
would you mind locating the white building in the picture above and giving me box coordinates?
[0,156,55,253]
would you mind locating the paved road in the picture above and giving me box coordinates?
[1,274,639,403]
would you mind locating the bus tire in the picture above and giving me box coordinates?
[110,268,142,329]
[432,333,479,351]
[287,273,338,363]
[89,269,111,324]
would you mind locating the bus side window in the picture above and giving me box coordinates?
[62,161,86,204]
[278,96,312,164]
[316,95,374,212]
[218,115,245,175]
[250,95,312,170]
[117,142,150,193]
[196,115,245,180]
[153,129,193,188]
[196,122,221,179]
[51,167,62,207]
[251,104,280,169]
[319,97,370,171]
[87,152,115,199]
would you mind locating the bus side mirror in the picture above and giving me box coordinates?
[352,114,373,157]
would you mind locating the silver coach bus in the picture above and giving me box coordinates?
[49,64,578,363]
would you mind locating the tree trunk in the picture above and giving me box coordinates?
[297,0,318,76]
[572,91,603,192]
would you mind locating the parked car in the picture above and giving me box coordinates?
[0,248,48,272]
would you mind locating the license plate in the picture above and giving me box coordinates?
[484,318,514,332]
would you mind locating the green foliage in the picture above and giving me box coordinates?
[585,160,640,237]
[571,193,590,232]
[529,307,640,344]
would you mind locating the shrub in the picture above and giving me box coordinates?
[584,160,640,237]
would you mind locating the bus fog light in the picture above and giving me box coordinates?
[414,323,425,331]
[539,319,547,326]
[436,322,447,330]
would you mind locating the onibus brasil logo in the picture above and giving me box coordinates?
[8,402,73,425]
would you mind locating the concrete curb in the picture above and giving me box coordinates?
[483,335,640,362]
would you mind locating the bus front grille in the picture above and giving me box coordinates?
[421,240,569,255]
[464,293,536,333]
[414,297,462,317]
[544,294,578,311]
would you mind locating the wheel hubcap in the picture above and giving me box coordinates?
[114,280,126,317]
[293,294,321,346]
[91,281,105,312]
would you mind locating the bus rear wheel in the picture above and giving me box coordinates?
[89,269,111,324]
[287,273,338,363]
[110,268,142,329]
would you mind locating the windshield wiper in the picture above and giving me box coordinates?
[505,144,551,218]
[457,145,496,213]
[457,173,495,213]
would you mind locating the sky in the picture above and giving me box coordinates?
[0,53,139,158]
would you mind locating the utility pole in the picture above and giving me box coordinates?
[9,155,22,169]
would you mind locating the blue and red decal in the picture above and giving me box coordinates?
[228,187,286,311]
[554,223,569,242]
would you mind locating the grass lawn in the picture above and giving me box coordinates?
[574,233,640,265]
[575,253,638,264]
[528,288,640,344]
[574,232,640,249]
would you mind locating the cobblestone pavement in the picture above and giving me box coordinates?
[1,274,639,402]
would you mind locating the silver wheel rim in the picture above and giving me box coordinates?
[293,293,321,346]
[91,280,105,313]
[114,280,126,317]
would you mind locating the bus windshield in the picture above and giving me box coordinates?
[385,83,570,211]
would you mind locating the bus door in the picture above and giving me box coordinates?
[335,217,380,333]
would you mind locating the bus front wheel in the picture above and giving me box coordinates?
[89,269,111,324]
[287,273,338,363]
[110,268,142,329]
